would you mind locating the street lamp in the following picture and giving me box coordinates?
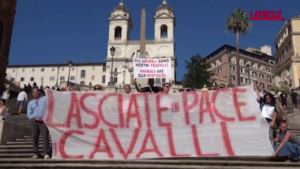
[108,46,116,86]
[55,66,60,88]
[67,61,73,85]
[246,64,250,84]
[227,50,234,87]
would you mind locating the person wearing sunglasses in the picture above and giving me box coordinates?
[27,88,50,159]
[93,85,103,91]
[134,78,173,93]
[162,83,171,93]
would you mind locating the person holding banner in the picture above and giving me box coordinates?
[161,83,171,93]
[123,84,131,94]
[93,84,103,91]
[134,78,173,93]
[257,92,277,146]
[27,88,51,159]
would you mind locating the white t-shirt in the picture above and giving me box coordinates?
[0,107,7,120]
[17,91,27,101]
[261,105,275,120]
[277,92,282,97]
[1,92,9,100]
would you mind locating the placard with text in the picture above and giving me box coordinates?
[133,58,172,79]
[44,85,273,159]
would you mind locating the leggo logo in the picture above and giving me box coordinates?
[250,10,284,21]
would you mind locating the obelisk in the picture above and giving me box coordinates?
[136,1,147,85]
[139,2,146,58]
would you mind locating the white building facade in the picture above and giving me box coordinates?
[6,63,107,88]
[5,0,178,89]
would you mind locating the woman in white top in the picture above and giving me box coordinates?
[0,99,7,120]
[257,92,277,146]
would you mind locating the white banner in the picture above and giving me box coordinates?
[133,58,172,78]
[44,85,273,159]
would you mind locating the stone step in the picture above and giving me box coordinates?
[6,117,28,120]
[0,159,299,168]
[6,141,52,145]
[0,164,294,169]
[24,135,50,139]
[16,138,51,142]
[0,153,34,158]
[0,148,44,153]
[0,144,51,149]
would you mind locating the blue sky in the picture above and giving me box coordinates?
[9,0,300,80]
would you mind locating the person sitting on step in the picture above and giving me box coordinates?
[273,121,300,162]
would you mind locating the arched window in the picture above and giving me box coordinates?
[102,75,105,84]
[60,76,65,81]
[30,77,34,81]
[80,70,86,78]
[91,75,95,80]
[160,25,168,38]
[80,81,85,86]
[114,26,122,39]
[70,76,75,81]
[0,20,3,49]
[113,77,118,83]
[20,77,24,81]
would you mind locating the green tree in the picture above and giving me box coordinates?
[226,8,252,86]
[182,54,214,89]
[271,85,291,95]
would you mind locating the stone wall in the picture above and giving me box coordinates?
[0,0,17,91]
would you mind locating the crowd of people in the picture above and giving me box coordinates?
[1,79,300,161]
[253,83,300,162]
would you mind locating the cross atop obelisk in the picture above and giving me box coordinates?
[139,1,146,58]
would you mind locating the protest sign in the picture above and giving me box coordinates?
[44,85,274,159]
[133,58,172,78]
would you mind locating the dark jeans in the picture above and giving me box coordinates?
[30,120,50,155]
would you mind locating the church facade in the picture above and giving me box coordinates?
[6,0,178,89]
[105,0,177,86]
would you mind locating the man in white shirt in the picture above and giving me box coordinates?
[17,90,28,115]
[2,88,10,115]
[2,88,10,100]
